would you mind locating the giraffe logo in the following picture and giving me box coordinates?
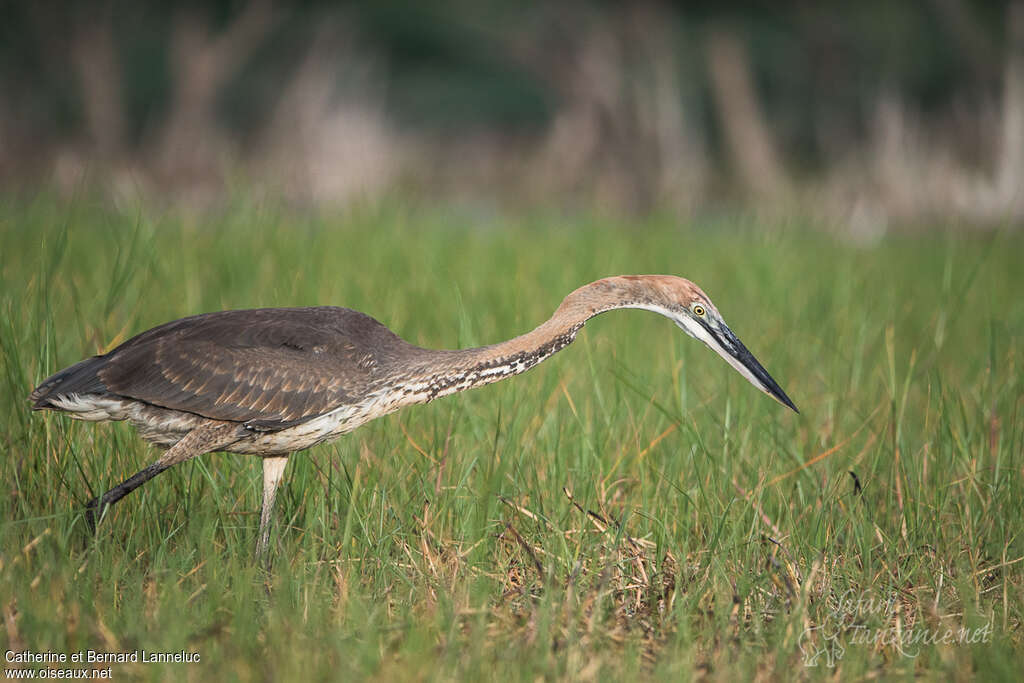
[798,624,845,667]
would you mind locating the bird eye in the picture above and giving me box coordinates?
[692,304,706,317]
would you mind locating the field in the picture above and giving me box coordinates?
[1,198,1021,680]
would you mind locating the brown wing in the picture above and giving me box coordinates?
[94,307,412,430]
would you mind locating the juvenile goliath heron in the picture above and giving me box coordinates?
[30,275,797,558]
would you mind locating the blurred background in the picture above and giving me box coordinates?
[2,0,1022,232]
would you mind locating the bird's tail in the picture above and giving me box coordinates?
[29,356,108,410]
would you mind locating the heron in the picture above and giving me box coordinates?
[29,275,797,559]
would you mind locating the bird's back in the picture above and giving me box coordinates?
[30,307,418,431]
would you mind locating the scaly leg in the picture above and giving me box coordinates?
[85,421,240,529]
[256,455,290,562]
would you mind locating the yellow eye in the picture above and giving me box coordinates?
[693,304,706,317]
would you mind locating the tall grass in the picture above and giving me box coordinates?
[1,197,1021,680]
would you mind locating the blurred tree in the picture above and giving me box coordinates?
[0,0,1017,219]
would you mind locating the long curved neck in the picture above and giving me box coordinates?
[393,277,678,405]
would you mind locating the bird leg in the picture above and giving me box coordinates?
[85,421,240,530]
[256,455,290,562]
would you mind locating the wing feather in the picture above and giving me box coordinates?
[95,307,412,430]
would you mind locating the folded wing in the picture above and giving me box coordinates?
[34,307,411,431]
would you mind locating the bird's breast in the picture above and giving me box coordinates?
[231,390,409,454]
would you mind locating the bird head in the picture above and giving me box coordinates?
[589,275,799,413]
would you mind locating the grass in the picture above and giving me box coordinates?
[0,195,1021,680]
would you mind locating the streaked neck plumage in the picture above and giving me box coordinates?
[393,276,696,405]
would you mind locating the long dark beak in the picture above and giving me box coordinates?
[705,323,799,413]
